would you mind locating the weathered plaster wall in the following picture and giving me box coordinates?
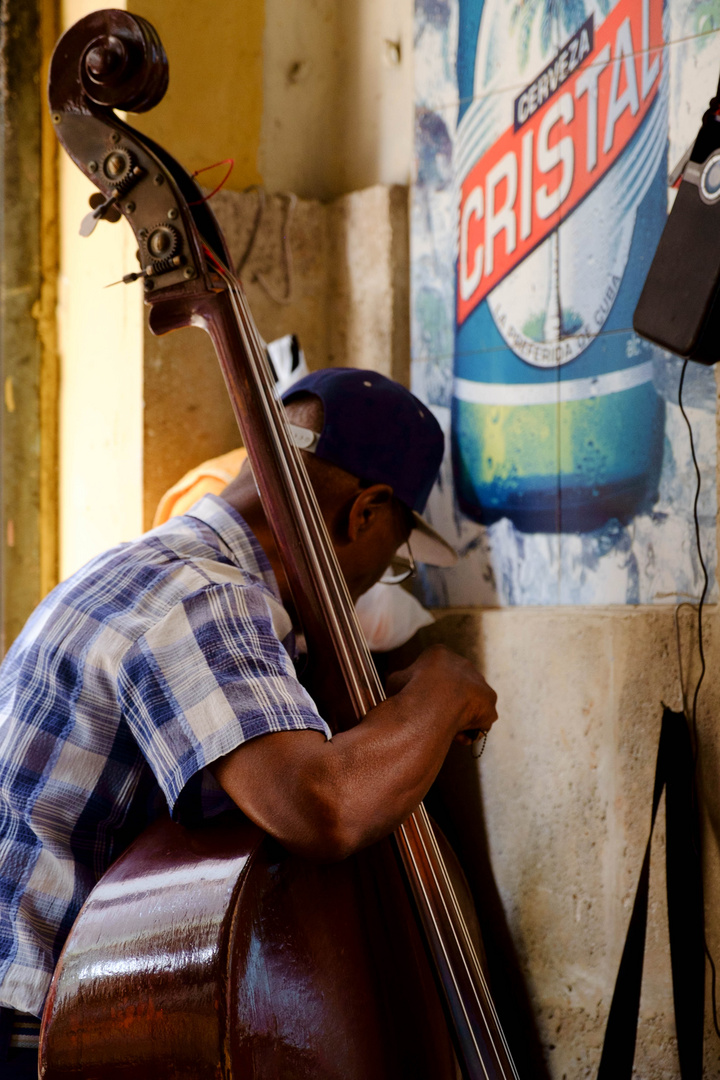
[59,0,266,579]
[136,0,416,527]
[126,0,264,192]
[142,185,410,527]
[1,0,59,646]
[260,0,414,199]
[60,0,416,562]
[418,604,720,1078]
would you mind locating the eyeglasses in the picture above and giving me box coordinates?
[379,539,417,585]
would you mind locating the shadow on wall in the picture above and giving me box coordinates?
[385,614,552,1080]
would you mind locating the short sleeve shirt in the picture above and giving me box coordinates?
[0,495,330,1016]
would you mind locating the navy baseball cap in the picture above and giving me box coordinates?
[282,368,457,567]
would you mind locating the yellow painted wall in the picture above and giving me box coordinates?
[58,0,144,579]
[127,0,264,192]
[57,0,265,578]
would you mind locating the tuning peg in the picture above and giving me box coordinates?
[79,191,122,237]
[104,268,149,288]
[89,191,122,222]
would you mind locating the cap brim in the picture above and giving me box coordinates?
[401,512,457,567]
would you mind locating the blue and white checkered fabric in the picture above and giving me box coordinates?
[0,495,329,1017]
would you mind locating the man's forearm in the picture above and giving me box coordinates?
[212,645,497,860]
[214,693,457,860]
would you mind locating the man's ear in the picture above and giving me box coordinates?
[346,484,394,541]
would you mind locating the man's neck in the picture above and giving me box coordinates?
[220,460,371,608]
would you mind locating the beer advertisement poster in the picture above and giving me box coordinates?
[412,0,720,606]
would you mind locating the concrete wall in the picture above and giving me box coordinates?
[415,604,720,1078]
[260,0,414,199]
[142,184,410,527]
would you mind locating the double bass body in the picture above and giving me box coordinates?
[41,812,459,1078]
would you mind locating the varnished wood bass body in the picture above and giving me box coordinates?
[41,812,464,1078]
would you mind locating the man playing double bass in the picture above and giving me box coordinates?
[0,368,498,1079]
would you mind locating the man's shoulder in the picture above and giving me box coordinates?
[3,502,272,680]
[61,511,239,613]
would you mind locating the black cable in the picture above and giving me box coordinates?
[678,357,708,756]
[677,355,720,1042]
[708,945,720,1044]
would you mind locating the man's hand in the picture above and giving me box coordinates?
[386,644,497,744]
[212,645,498,861]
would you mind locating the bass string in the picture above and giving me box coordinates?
[219,259,381,701]
[397,819,493,1079]
[222,261,500,1063]
[227,285,509,1071]
[210,250,508,1071]
[228,283,382,705]
[424,831,518,1072]
[217,263,378,710]
[205,255,324,575]
[411,805,520,1075]
[222,264,502,1066]
[398,812,512,1073]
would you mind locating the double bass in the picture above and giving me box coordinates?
[42,12,522,1079]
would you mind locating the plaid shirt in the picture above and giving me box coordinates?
[0,495,329,1017]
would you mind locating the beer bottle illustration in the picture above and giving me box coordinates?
[453,0,667,532]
